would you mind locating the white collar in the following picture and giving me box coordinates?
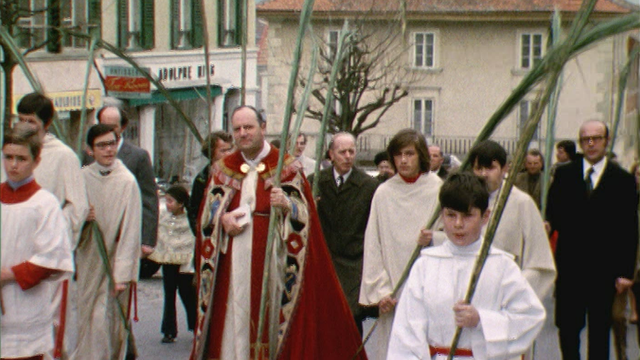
[333,167,353,183]
[241,140,271,168]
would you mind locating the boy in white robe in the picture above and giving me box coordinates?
[16,92,90,357]
[388,172,545,360]
[360,129,442,359]
[71,124,141,360]
[1,124,74,360]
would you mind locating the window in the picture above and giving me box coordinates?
[118,0,154,50]
[219,0,240,47]
[521,33,543,69]
[327,30,339,59]
[15,0,46,49]
[414,32,435,68]
[413,99,434,136]
[518,100,541,141]
[171,0,203,49]
[60,0,101,48]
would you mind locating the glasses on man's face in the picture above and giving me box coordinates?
[95,140,118,150]
[579,135,605,144]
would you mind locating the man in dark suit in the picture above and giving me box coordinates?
[309,132,379,333]
[97,106,159,257]
[428,145,448,179]
[547,120,638,360]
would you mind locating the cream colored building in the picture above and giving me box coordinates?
[10,0,258,181]
[258,0,638,166]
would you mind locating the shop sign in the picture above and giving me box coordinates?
[104,66,151,99]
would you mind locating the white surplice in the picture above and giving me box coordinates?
[387,239,545,360]
[72,160,141,360]
[1,187,74,358]
[359,172,443,360]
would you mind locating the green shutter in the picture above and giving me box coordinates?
[235,0,242,45]
[217,0,224,46]
[118,0,128,49]
[46,0,61,53]
[171,0,180,49]
[141,0,155,50]
[192,0,203,48]
[88,0,102,38]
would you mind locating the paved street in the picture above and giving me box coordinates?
[133,275,192,359]
[135,274,640,359]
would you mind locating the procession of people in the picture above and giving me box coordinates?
[2,93,639,360]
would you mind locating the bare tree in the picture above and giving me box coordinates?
[301,19,420,138]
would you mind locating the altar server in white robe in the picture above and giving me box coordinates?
[388,172,545,360]
[72,124,141,360]
[1,124,74,360]
[16,93,89,356]
[360,129,442,359]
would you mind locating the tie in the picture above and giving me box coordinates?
[337,175,344,188]
[585,166,595,196]
[99,170,112,177]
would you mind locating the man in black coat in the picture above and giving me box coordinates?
[309,132,379,333]
[547,120,638,360]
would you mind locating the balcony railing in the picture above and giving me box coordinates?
[354,134,551,160]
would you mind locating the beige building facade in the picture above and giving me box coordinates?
[9,0,258,182]
[258,0,638,167]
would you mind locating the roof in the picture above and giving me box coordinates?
[257,0,630,15]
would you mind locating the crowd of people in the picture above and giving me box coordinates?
[1,92,639,360]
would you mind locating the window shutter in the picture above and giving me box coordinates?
[235,0,242,45]
[217,0,224,46]
[141,0,155,50]
[171,0,179,48]
[46,0,62,53]
[117,0,128,48]
[191,0,203,48]
[88,0,101,38]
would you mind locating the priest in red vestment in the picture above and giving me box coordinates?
[190,106,367,360]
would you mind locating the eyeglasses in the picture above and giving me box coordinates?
[579,136,605,144]
[95,140,118,150]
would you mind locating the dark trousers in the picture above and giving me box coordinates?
[556,279,615,360]
[161,264,196,337]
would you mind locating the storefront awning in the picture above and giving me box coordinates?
[126,85,222,107]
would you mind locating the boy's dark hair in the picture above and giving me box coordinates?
[557,140,577,161]
[201,130,233,159]
[467,140,507,168]
[386,129,430,173]
[3,123,43,159]
[165,185,190,207]
[97,106,129,129]
[439,172,489,213]
[17,92,55,127]
[374,151,390,166]
[86,124,118,148]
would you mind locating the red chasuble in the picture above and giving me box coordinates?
[191,148,367,360]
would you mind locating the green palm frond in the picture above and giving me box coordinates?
[77,36,99,156]
[289,41,319,155]
[312,21,351,198]
[256,0,317,355]
[610,45,640,151]
[1,25,67,143]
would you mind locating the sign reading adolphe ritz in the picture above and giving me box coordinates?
[153,63,216,85]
